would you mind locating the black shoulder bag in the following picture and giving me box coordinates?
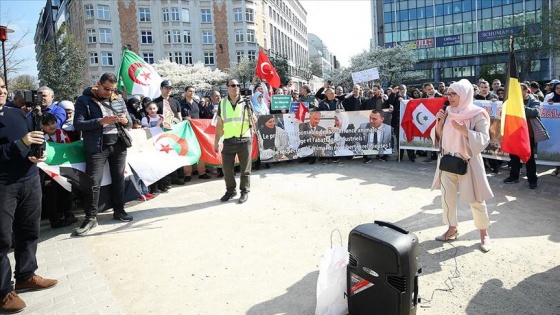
[94,98,133,148]
[438,115,469,175]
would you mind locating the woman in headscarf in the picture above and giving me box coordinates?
[431,79,493,252]
[544,81,560,104]
[328,112,354,161]
[256,115,288,168]
[251,91,269,116]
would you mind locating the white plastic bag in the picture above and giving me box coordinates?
[315,231,349,315]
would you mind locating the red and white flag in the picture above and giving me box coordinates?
[401,98,446,141]
[295,102,308,123]
[255,50,281,89]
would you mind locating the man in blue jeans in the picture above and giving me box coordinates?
[0,77,58,313]
[73,73,133,236]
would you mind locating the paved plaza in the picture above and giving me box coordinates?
[8,158,560,315]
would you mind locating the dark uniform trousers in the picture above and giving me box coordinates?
[221,137,252,193]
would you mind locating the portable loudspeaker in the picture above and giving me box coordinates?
[347,221,420,315]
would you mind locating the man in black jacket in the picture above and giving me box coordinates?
[73,73,133,236]
[342,85,366,111]
[0,78,58,313]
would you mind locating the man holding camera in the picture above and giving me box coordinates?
[214,79,254,204]
[73,73,133,236]
[0,78,58,313]
[35,86,67,128]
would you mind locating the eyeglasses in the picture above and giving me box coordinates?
[101,85,116,92]
[228,84,241,88]
[445,92,458,98]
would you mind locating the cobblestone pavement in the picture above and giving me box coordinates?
[7,157,560,314]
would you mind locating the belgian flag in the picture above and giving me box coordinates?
[500,36,531,162]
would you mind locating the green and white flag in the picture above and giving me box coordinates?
[118,49,162,99]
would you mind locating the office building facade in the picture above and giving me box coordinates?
[35,0,309,87]
[371,0,557,83]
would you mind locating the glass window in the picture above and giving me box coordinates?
[399,10,408,20]
[453,23,462,35]
[172,30,181,43]
[426,6,434,18]
[183,31,191,43]
[384,12,393,22]
[482,42,492,54]
[466,43,473,55]
[409,8,417,19]
[426,17,434,27]
[235,30,244,42]
[400,21,408,30]
[171,8,179,21]
[85,4,94,19]
[384,3,392,12]
[204,51,215,65]
[139,8,151,22]
[185,52,193,65]
[418,27,426,39]
[463,21,473,33]
[436,16,444,26]
[461,0,472,11]
[418,7,425,19]
[492,17,502,29]
[444,25,453,35]
[435,4,444,15]
[234,8,243,22]
[481,0,492,9]
[163,8,169,22]
[531,60,541,72]
[246,9,254,22]
[418,18,426,27]
[247,29,255,42]
[164,31,171,44]
[182,9,190,22]
[503,4,513,15]
[409,29,418,40]
[87,29,96,43]
[236,51,244,62]
[513,13,524,26]
[464,33,473,43]
[202,30,214,44]
[174,52,183,64]
[436,46,444,57]
[445,46,454,57]
[141,30,153,44]
[526,11,536,24]
[201,9,212,23]
[492,6,502,16]
[99,28,112,43]
[456,44,464,56]
[167,52,173,62]
[401,30,409,41]
[384,23,392,32]
[444,3,452,14]
[482,9,492,19]
[89,52,98,65]
[101,52,113,66]
[385,32,393,42]
[97,5,110,20]
[462,11,471,21]
[426,27,434,38]
[482,18,492,31]
[143,52,154,64]
[513,2,523,14]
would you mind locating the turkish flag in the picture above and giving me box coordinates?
[401,98,446,142]
[295,102,308,123]
[256,50,281,89]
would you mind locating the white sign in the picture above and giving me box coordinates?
[351,68,380,84]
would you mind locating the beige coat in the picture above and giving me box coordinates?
[431,112,494,203]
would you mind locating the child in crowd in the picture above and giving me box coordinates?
[41,113,78,228]
[141,102,163,128]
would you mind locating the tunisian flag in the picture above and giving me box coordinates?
[401,98,446,141]
[256,50,281,89]
[295,102,309,123]
[500,38,531,162]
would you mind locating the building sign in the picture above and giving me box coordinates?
[416,39,434,48]
[436,35,461,47]
[478,24,540,43]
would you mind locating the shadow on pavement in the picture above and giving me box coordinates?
[465,266,560,314]
[246,271,319,315]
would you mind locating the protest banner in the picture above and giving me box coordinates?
[271,95,292,110]
[351,68,380,84]
[255,110,394,163]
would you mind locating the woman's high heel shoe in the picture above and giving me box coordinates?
[480,236,491,252]
[435,230,459,241]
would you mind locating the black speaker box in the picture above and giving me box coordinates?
[347,221,420,315]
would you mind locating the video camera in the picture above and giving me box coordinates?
[23,90,43,108]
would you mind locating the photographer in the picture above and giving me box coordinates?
[29,86,67,128]
[0,78,57,313]
[73,73,133,236]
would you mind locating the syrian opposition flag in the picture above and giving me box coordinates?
[38,141,142,212]
[118,49,162,99]
[126,121,202,185]
[501,37,531,162]
[189,119,259,167]
[256,50,281,89]
[401,98,445,141]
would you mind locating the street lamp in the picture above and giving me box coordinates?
[0,25,15,90]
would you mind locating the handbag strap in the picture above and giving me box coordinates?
[91,98,126,132]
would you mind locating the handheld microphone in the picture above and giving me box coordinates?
[439,100,450,122]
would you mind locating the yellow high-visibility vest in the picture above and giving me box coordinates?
[221,97,251,139]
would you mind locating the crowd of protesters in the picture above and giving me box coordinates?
[3,76,559,228]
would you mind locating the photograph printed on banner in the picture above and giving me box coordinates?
[255,110,395,162]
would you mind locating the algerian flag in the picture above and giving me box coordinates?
[118,49,162,99]
[126,121,202,186]
[38,141,142,211]
[411,102,436,134]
